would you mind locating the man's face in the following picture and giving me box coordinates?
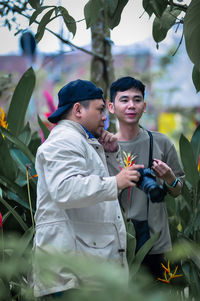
[108,88,146,125]
[81,99,106,138]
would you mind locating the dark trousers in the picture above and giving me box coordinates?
[141,253,165,279]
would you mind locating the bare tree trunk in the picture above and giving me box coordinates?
[90,9,116,132]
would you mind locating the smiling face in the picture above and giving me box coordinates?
[80,99,107,138]
[108,88,146,125]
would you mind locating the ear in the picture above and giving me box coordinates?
[72,102,82,118]
[107,101,115,114]
[143,102,147,113]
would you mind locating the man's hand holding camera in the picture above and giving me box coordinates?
[116,164,144,190]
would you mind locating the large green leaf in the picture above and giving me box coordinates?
[126,220,136,266]
[191,124,200,166]
[179,134,199,189]
[0,196,28,231]
[37,115,50,141]
[58,6,76,37]
[143,0,168,18]
[129,231,160,278]
[107,0,128,29]
[192,65,200,93]
[84,0,103,29]
[153,7,181,43]
[184,0,200,70]
[106,0,119,16]
[7,67,36,137]
[0,131,17,181]
[35,8,55,43]
[1,127,35,164]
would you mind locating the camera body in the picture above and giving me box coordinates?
[136,168,166,203]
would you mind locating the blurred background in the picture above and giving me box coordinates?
[0,0,199,148]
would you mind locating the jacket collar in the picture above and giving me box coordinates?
[57,120,96,140]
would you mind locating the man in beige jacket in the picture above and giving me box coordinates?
[33,79,143,298]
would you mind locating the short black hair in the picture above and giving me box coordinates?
[110,76,145,103]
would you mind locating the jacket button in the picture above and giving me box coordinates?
[93,242,96,246]
[96,146,99,150]
[118,216,120,219]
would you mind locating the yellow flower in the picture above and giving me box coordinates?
[158,260,183,284]
[0,107,8,130]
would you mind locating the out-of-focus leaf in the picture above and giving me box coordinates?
[181,182,193,208]
[58,6,76,37]
[191,124,200,166]
[18,122,32,145]
[165,193,176,217]
[28,0,40,10]
[7,67,36,137]
[192,65,200,93]
[35,8,55,43]
[107,0,128,29]
[153,7,181,43]
[179,134,199,189]
[0,196,28,231]
[29,6,54,25]
[126,220,136,266]
[107,0,118,16]
[28,131,41,156]
[1,127,35,164]
[19,227,35,255]
[0,131,17,181]
[84,0,103,29]
[130,232,160,278]
[5,191,31,211]
[37,115,50,140]
[143,0,168,18]
[184,0,200,70]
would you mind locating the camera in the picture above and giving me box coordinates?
[136,168,166,203]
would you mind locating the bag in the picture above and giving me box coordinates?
[132,219,150,252]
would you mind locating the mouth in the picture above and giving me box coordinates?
[126,113,137,117]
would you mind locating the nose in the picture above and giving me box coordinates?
[128,100,135,108]
[101,111,107,121]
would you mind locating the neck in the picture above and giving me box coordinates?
[116,123,140,141]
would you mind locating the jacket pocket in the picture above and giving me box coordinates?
[75,233,115,259]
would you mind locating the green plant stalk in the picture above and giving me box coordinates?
[26,168,35,232]
[1,229,4,263]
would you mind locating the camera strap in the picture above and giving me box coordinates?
[146,130,153,216]
[147,130,153,168]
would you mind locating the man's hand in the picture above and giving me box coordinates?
[98,130,118,152]
[152,158,175,184]
[116,164,144,190]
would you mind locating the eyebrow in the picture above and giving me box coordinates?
[119,94,142,100]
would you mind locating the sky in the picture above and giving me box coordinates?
[0,0,154,55]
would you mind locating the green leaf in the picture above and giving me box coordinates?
[179,134,199,189]
[0,196,28,231]
[107,0,129,29]
[191,124,200,166]
[192,65,200,93]
[129,231,160,278]
[107,0,119,17]
[19,227,35,255]
[18,122,32,145]
[35,8,55,43]
[58,6,76,37]
[184,0,200,70]
[7,67,36,137]
[0,175,28,208]
[143,0,154,17]
[28,131,41,157]
[1,127,35,164]
[153,7,181,43]
[84,0,103,29]
[28,0,40,10]
[181,182,193,208]
[126,220,136,266]
[37,115,50,140]
[29,6,54,25]
[0,132,17,181]
[143,0,168,18]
